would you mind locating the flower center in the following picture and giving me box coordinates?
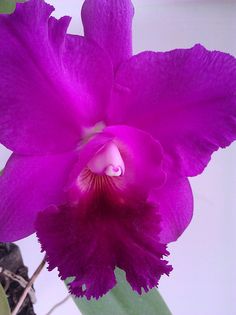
[87,142,125,177]
[70,127,125,202]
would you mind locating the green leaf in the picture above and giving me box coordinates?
[68,269,172,315]
[0,0,26,14]
[0,283,10,315]
[0,0,16,14]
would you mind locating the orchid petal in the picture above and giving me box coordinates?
[63,34,113,127]
[82,0,134,70]
[0,152,77,241]
[36,189,171,299]
[149,176,193,243]
[0,0,113,154]
[109,44,236,176]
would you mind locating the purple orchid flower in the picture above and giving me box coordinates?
[0,0,236,300]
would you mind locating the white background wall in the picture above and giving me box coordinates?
[1,0,236,314]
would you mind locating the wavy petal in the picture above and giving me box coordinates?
[36,189,172,299]
[0,0,113,154]
[149,176,193,244]
[82,0,134,70]
[0,152,77,241]
[109,45,236,176]
[36,125,171,298]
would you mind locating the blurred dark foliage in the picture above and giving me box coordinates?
[0,243,36,315]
